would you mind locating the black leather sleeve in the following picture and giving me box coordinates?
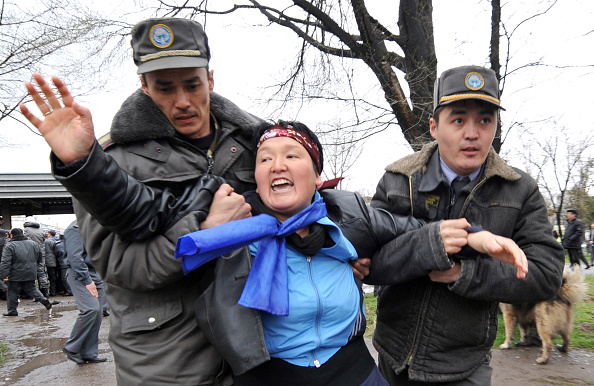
[320,189,423,258]
[52,142,223,242]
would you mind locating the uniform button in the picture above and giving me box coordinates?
[230,146,237,153]
[156,147,162,153]
[148,317,156,324]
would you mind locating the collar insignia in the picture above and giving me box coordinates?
[426,194,440,208]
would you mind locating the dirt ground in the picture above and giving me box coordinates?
[0,292,593,385]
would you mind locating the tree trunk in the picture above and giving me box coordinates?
[490,0,502,153]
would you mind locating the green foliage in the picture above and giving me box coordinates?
[0,344,9,366]
[493,275,594,350]
[364,294,377,339]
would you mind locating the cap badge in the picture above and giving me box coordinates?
[150,24,174,49]
[465,72,485,91]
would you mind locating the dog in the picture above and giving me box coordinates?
[499,265,587,364]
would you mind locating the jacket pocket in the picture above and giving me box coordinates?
[121,297,182,334]
[438,294,490,347]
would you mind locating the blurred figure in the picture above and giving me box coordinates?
[63,221,107,365]
[0,228,52,316]
[54,233,72,296]
[588,222,594,267]
[563,209,591,269]
[23,217,50,297]
[0,229,8,300]
[44,230,61,303]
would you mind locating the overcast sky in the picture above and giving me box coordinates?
[2,0,593,228]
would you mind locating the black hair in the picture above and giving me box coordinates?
[252,120,324,175]
[141,65,211,89]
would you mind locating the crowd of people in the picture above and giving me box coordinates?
[0,219,70,307]
[0,15,572,386]
[0,219,109,365]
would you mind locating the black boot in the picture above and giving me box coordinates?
[40,298,52,311]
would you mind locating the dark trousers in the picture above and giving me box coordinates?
[59,266,71,294]
[47,266,59,296]
[0,280,7,296]
[6,281,46,314]
[567,248,589,267]
[378,354,493,386]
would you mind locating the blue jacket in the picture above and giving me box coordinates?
[257,216,363,367]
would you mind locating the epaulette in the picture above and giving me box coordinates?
[98,133,115,150]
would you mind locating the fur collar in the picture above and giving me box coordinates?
[385,141,521,181]
[110,89,262,144]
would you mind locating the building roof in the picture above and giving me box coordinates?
[0,173,72,216]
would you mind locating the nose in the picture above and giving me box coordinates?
[270,157,287,172]
[174,89,191,110]
[464,122,479,140]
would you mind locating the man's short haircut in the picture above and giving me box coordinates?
[10,228,23,237]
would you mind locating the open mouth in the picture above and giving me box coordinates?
[271,178,293,191]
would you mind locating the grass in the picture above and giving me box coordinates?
[363,275,594,351]
[364,293,377,339]
[0,344,9,365]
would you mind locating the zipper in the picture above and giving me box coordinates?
[205,113,222,175]
[307,255,323,368]
[459,176,487,215]
[406,284,433,368]
[448,176,487,218]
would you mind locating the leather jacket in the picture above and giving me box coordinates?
[366,141,565,382]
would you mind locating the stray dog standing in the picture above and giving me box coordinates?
[499,266,587,364]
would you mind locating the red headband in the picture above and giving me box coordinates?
[257,125,322,173]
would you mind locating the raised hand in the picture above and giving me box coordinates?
[20,73,95,164]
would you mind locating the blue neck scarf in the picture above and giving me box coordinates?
[175,194,328,316]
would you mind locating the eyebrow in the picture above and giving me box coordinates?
[448,108,495,116]
[154,76,201,86]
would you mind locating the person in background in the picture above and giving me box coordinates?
[23,217,50,298]
[0,228,53,316]
[366,65,565,385]
[0,229,8,300]
[54,233,72,296]
[44,230,61,302]
[588,222,594,267]
[563,209,591,269]
[62,221,108,365]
